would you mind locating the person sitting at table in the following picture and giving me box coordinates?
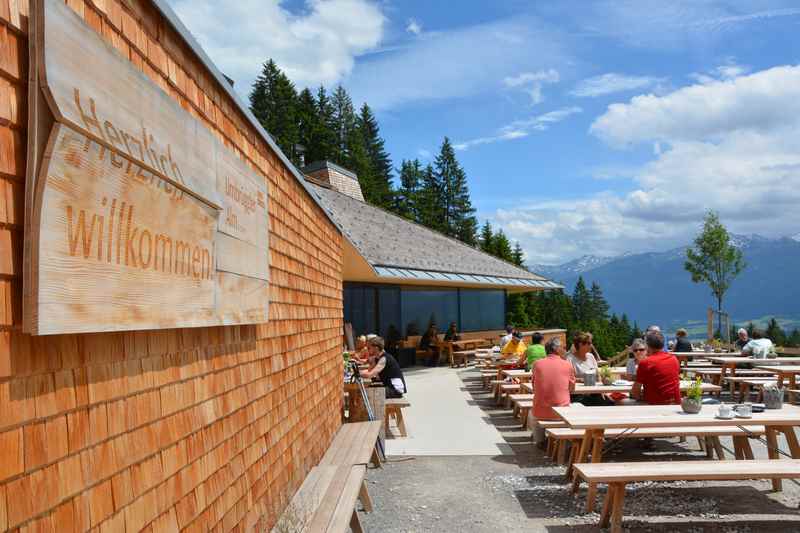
[529,337,575,449]
[444,321,461,342]
[500,331,527,366]
[352,335,370,364]
[360,336,407,398]
[525,332,546,371]
[500,325,514,348]
[631,330,681,405]
[735,328,750,351]
[625,338,648,381]
[419,323,441,365]
[673,328,693,352]
[742,329,774,358]
[567,332,598,377]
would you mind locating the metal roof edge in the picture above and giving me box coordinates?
[371,265,563,288]
[149,0,343,236]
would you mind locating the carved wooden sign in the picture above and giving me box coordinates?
[24,0,269,334]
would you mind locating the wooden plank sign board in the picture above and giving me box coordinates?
[24,0,270,334]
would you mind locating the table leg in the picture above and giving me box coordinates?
[733,436,744,459]
[610,482,626,533]
[781,426,800,458]
[599,483,617,529]
[789,375,797,404]
[570,430,593,490]
[765,426,782,491]
[586,430,605,512]
[711,436,725,459]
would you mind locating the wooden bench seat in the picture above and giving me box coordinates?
[496,383,521,405]
[273,464,367,532]
[574,459,800,532]
[384,398,410,437]
[548,425,766,470]
[319,421,383,467]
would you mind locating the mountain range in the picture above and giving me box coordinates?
[529,235,800,333]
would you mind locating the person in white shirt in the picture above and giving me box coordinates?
[742,329,774,359]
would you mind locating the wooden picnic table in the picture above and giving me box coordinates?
[753,365,800,403]
[671,351,729,367]
[710,357,800,381]
[554,403,800,510]
[500,369,531,380]
[520,380,720,395]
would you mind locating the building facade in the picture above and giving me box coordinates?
[1,1,343,531]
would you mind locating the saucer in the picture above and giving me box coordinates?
[715,414,735,420]
[735,413,753,418]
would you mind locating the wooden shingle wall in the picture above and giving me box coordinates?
[0,0,344,531]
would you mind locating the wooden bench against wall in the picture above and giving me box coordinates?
[275,421,383,532]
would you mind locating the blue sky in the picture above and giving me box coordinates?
[169,0,800,264]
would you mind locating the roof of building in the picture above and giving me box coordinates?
[302,160,358,180]
[151,0,342,234]
[310,184,562,289]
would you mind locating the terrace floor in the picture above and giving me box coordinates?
[361,366,800,532]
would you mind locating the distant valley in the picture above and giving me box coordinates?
[529,235,800,334]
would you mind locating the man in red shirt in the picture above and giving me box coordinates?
[530,338,576,448]
[632,330,681,405]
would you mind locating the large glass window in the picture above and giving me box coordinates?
[460,289,505,331]
[400,288,459,337]
[343,285,376,338]
[343,283,507,339]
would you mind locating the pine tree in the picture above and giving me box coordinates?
[433,137,478,245]
[479,221,494,254]
[491,230,513,262]
[572,277,591,328]
[417,164,444,232]
[511,243,525,267]
[295,88,319,166]
[394,159,422,221]
[765,318,786,346]
[631,321,643,341]
[788,328,800,348]
[588,282,610,322]
[249,59,299,159]
[310,85,337,163]
[507,294,530,327]
[330,85,356,166]
[357,103,394,209]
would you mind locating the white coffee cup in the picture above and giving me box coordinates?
[734,404,752,418]
[718,404,732,418]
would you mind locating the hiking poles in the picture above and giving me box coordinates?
[350,360,386,461]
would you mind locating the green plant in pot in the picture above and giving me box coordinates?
[681,377,703,413]
[599,365,614,385]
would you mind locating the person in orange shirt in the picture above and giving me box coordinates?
[530,337,576,448]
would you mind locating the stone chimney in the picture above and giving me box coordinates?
[302,160,365,202]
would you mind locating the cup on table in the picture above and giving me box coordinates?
[583,372,597,386]
[717,404,732,418]
[734,403,752,418]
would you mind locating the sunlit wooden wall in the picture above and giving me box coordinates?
[0,0,344,530]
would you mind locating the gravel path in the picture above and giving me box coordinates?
[360,369,800,532]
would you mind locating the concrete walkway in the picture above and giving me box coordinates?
[385,366,512,456]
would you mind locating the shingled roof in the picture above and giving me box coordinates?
[311,184,562,289]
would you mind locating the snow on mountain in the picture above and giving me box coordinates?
[529,254,614,277]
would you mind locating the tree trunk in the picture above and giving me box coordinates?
[717,296,723,340]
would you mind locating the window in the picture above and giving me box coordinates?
[460,289,506,331]
[400,287,458,337]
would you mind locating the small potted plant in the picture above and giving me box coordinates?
[763,382,783,409]
[681,376,703,414]
[599,365,614,385]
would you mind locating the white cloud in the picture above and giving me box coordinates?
[417,148,432,159]
[570,73,664,97]
[454,107,581,151]
[406,18,422,35]
[503,69,560,104]
[167,0,384,95]
[690,59,750,84]
[590,65,800,147]
[346,15,570,110]
[496,64,800,264]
